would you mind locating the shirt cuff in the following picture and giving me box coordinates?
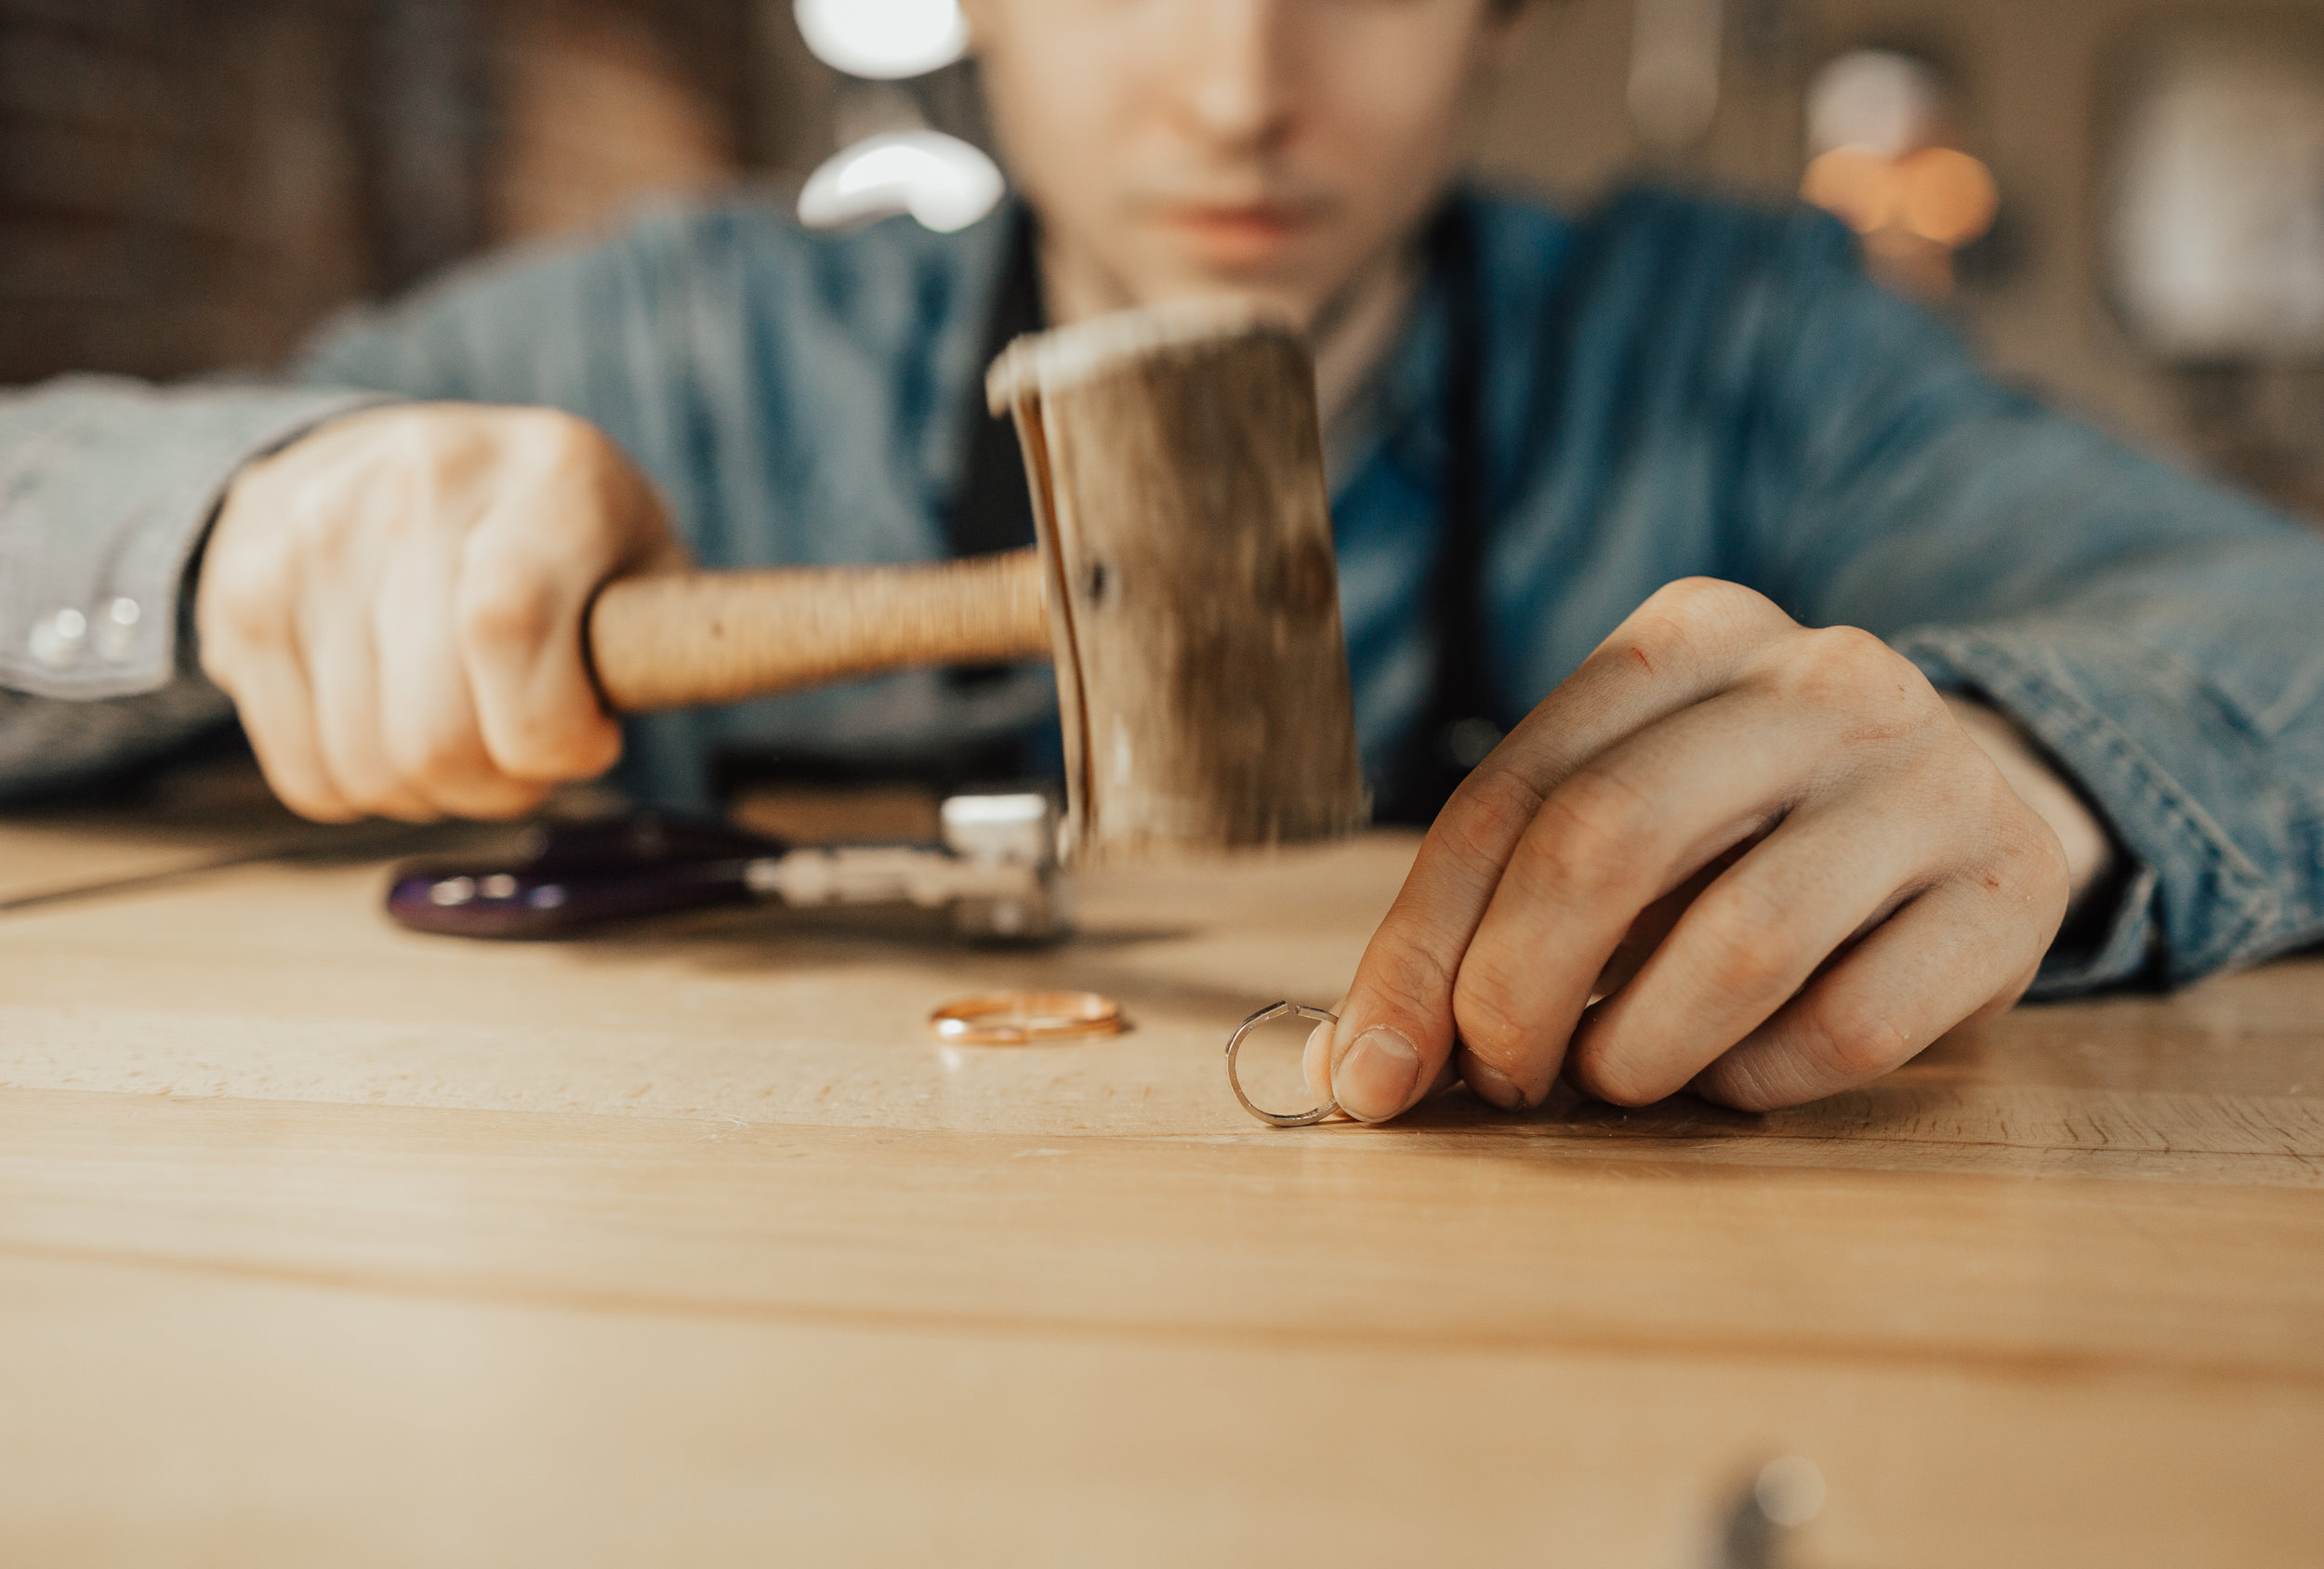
[0,377,391,701]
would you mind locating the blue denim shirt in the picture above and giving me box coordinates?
[6,187,2322,994]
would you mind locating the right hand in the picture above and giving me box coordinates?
[197,403,683,823]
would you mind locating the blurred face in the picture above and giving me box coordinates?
[963,0,1515,327]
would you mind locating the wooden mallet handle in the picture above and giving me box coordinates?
[585,547,1050,713]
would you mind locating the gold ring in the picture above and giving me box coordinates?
[929,989,1127,1046]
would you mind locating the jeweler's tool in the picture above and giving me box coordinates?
[386,790,1065,942]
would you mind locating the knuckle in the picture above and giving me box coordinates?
[1449,957,1533,1060]
[510,407,617,488]
[517,404,596,453]
[1695,1049,1789,1113]
[1523,771,1654,897]
[495,707,618,784]
[267,771,354,824]
[382,702,546,815]
[1689,907,1799,1000]
[285,797,358,826]
[1360,922,1460,1024]
[381,404,465,467]
[1566,1032,1662,1107]
[1989,816,2074,925]
[1768,628,1949,746]
[1642,574,1761,623]
[203,553,296,647]
[455,547,561,655]
[386,706,484,785]
[324,760,382,813]
[1802,992,1915,1082]
[284,475,360,564]
[366,406,492,508]
[2030,835,2074,915]
[1433,767,1545,872]
[1805,623,1894,677]
[1774,625,1904,703]
[1602,577,1786,679]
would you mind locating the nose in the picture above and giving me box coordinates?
[1176,0,1294,153]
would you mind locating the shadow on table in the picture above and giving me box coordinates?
[1364,1062,1958,1150]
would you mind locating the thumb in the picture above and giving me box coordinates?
[1318,774,1545,1120]
[1323,930,1464,1123]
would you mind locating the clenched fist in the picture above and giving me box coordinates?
[1311,577,2115,1117]
[197,403,682,823]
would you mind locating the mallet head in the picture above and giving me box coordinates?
[987,300,1370,864]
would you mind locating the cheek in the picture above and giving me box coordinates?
[1305,33,1483,220]
[1348,44,1475,165]
[977,22,1142,205]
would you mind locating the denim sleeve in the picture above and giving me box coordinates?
[0,376,388,798]
[1733,212,2324,992]
[0,199,749,803]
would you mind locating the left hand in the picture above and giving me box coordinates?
[1309,577,2081,1119]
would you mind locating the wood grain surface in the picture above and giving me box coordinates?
[1,805,2318,1567]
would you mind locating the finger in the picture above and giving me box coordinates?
[1562,798,1941,1105]
[286,466,437,821]
[214,646,359,824]
[376,521,548,820]
[1327,579,1797,1121]
[1303,1017,1336,1108]
[1447,685,1838,1109]
[198,515,358,824]
[198,599,357,826]
[1689,873,2053,1112]
[456,501,626,786]
[1305,1020,1458,1114]
[1589,845,1750,1002]
[303,594,438,822]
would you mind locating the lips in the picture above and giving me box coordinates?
[1149,202,1318,270]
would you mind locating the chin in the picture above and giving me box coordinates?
[1128,274,1323,333]
[1131,211,1340,310]
[1132,256,1335,330]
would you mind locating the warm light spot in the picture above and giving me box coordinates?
[1801,145,1900,234]
[1898,146,2000,247]
[1802,147,1999,255]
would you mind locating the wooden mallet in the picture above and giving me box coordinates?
[586,298,1368,862]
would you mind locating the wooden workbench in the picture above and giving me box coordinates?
[2,784,2318,1567]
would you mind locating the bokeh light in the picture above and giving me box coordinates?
[797,131,1005,233]
[1807,49,1945,160]
[793,0,968,81]
[1802,144,1998,247]
[1799,49,1999,298]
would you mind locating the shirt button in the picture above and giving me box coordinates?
[28,607,86,669]
[97,595,141,661]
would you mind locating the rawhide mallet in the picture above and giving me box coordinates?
[586,297,1368,862]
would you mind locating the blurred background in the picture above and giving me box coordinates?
[5,0,2321,521]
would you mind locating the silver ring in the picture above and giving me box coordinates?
[1224,1001,1340,1127]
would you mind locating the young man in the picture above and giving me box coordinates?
[4,0,2320,1124]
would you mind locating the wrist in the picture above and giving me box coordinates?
[1942,693,2119,911]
